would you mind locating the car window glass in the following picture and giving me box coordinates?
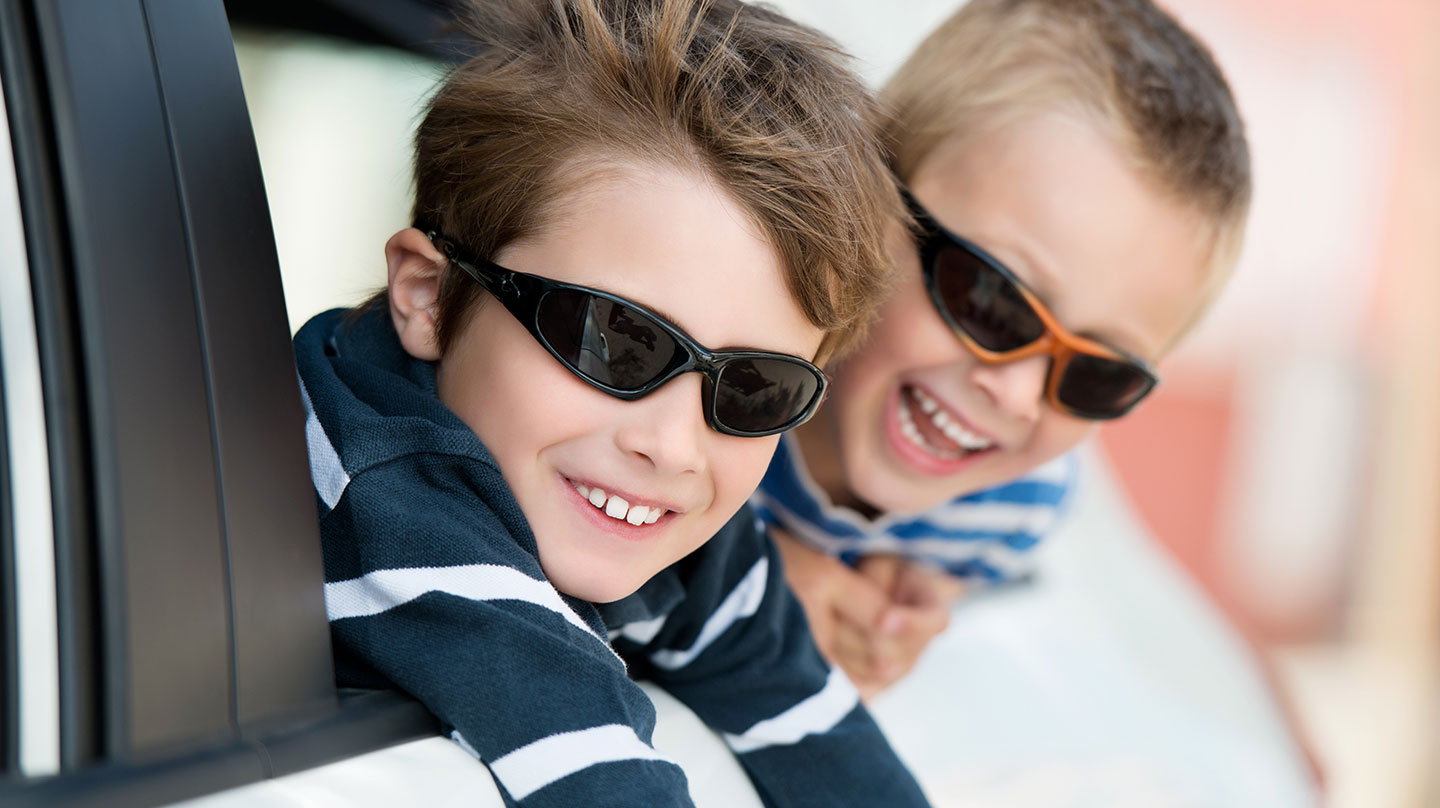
[231,29,442,333]
[0,77,61,779]
[0,248,10,779]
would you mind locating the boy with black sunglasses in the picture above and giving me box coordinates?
[754,0,1252,698]
[294,0,928,806]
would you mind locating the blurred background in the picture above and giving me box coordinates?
[230,0,1440,804]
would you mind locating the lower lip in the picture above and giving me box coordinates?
[881,384,993,477]
[560,474,670,542]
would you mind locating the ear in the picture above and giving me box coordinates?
[386,227,445,361]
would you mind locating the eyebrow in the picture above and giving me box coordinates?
[981,237,1060,306]
[916,201,1158,362]
[922,202,1064,303]
[1067,310,1155,363]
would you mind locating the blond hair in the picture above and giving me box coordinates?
[393,0,902,363]
[885,0,1251,295]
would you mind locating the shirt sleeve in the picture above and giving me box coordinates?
[611,506,932,808]
[321,452,694,808]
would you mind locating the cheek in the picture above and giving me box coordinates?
[438,314,593,462]
[706,435,781,513]
[829,281,959,416]
[873,274,958,364]
[1027,412,1099,461]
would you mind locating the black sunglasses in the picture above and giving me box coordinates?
[426,230,828,437]
[904,190,1159,420]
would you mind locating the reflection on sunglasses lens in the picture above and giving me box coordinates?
[537,290,678,390]
[934,245,1045,352]
[714,359,818,434]
[537,288,819,434]
[1057,353,1154,417]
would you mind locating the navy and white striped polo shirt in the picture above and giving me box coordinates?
[295,308,930,808]
[752,434,1076,582]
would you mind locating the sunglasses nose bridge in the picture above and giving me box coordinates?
[980,332,1054,365]
[637,351,724,421]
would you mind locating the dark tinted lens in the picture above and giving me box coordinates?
[713,358,821,434]
[536,290,680,390]
[932,243,1045,351]
[1056,353,1155,418]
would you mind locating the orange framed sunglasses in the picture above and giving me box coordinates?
[905,189,1158,420]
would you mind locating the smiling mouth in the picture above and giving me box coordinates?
[897,384,996,459]
[570,481,667,526]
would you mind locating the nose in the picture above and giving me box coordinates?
[612,373,710,476]
[967,354,1049,424]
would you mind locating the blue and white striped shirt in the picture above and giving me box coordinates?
[752,435,1076,582]
[296,309,929,808]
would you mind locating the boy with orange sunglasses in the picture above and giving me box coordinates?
[755,0,1252,697]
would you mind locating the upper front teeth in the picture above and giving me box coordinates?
[574,482,664,525]
[907,387,994,451]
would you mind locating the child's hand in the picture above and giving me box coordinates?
[837,555,963,698]
[772,528,891,674]
[774,531,962,699]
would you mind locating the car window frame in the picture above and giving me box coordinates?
[0,326,12,778]
[0,0,440,803]
[0,66,62,781]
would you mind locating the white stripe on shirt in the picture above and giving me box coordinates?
[451,730,482,760]
[299,375,350,510]
[489,724,673,801]
[649,557,768,670]
[916,501,1058,535]
[325,564,608,647]
[1025,454,1073,486]
[615,614,668,646]
[762,496,1037,576]
[724,667,859,754]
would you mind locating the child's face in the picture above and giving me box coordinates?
[436,162,822,603]
[809,113,1211,514]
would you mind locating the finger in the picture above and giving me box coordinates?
[829,570,893,632]
[870,657,911,695]
[773,528,840,593]
[861,635,921,695]
[893,561,964,608]
[875,602,949,656]
[864,631,903,674]
[855,553,905,594]
[837,610,912,689]
[852,630,909,696]
[866,603,948,678]
[876,605,913,638]
[830,617,879,681]
[811,556,891,627]
[780,571,832,642]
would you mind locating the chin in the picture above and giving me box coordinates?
[544,561,642,604]
[853,475,939,515]
[846,454,969,514]
[548,568,642,604]
[579,579,643,605]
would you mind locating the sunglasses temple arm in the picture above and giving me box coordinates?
[428,233,528,303]
[460,260,513,299]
